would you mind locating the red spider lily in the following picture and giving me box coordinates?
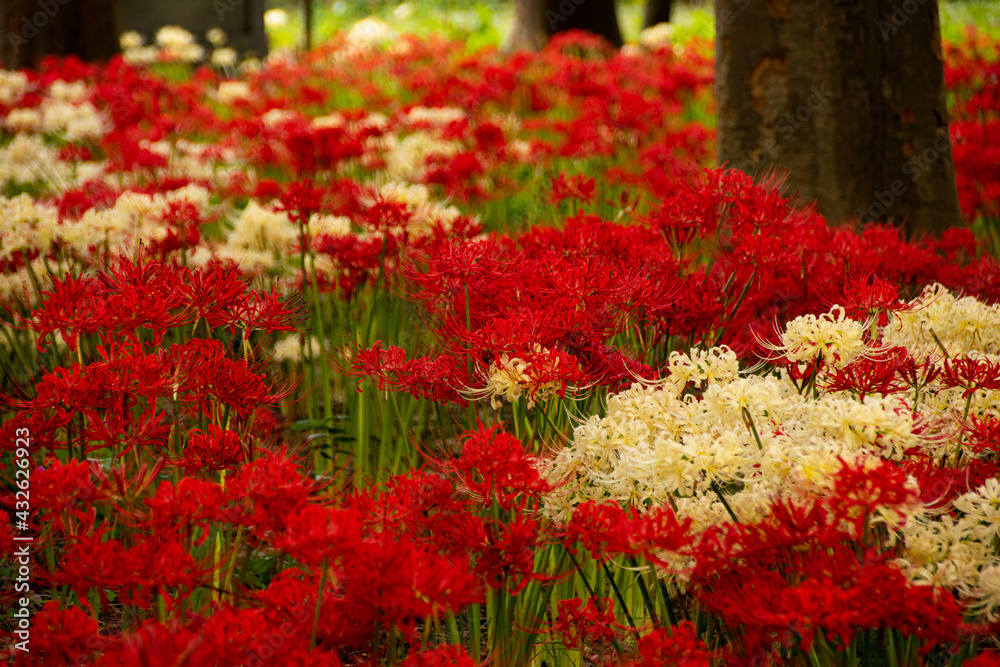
[425,152,487,202]
[563,501,633,559]
[965,415,1000,454]
[250,567,321,619]
[348,342,409,389]
[133,476,232,536]
[183,262,253,320]
[563,501,692,565]
[180,344,288,420]
[474,121,505,152]
[21,459,103,535]
[476,514,545,595]
[153,199,203,255]
[93,601,339,666]
[825,458,919,526]
[93,257,196,344]
[205,286,299,337]
[252,568,369,648]
[652,269,724,342]
[178,425,246,473]
[92,458,166,509]
[629,505,696,564]
[827,273,907,323]
[897,355,943,391]
[401,645,478,667]
[93,619,198,667]
[272,504,365,567]
[821,347,913,399]
[275,530,481,645]
[571,342,657,392]
[358,198,414,235]
[366,469,481,559]
[966,651,1000,667]
[21,342,175,456]
[280,121,366,176]
[167,337,226,383]
[900,456,1000,507]
[165,605,338,667]
[314,230,410,298]
[0,412,65,455]
[84,404,172,456]
[694,542,963,657]
[248,406,283,445]
[404,219,681,390]
[934,227,979,260]
[690,461,954,656]
[24,272,105,352]
[278,179,326,226]
[347,342,469,405]
[551,173,597,205]
[551,596,621,649]
[19,336,282,456]
[941,355,1000,399]
[646,200,700,248]
[403,235,514,307]
[347,535,481,639]
[624,621,714,667]
[205,290,298,336]
[444,424,550,511]
[5,602,105,665]
[225,450,320,535]
[25,257,298,355]
[50,526,215,612]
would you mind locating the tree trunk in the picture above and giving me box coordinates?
[715,0,961,237]
[2,0,121,69]
[505,0,623,51]
[303,0,313,52]
[505,0,548,52]
[643,0,671,29]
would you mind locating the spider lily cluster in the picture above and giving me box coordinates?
[0,21,1000,667]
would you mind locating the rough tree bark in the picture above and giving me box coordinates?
[643,0,671,29]
[1,0,121,69]
[506,0,548,51]
[506,0,623,51]
[715,0,962,237]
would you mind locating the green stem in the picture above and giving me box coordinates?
[513,548,572,665]
[886,629,899,667]
[655,572,680,626]
[626,556,660,629]
[376,391,393,478]
[712,269,755,346]
[710,480,740,523]
[741,407,764,450]
[446,612,460,645]
[310,558,327,651]
[602,560,640,641]
[566,551,624,652]
[956,392,974,463]
[470,602,482,662]
[355,384,368,488]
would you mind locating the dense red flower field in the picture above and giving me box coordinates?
[1,23,1000,666]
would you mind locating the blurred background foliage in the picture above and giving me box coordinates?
[261,0,1000,52]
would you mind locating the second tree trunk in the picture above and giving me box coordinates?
[715,0,961,237]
